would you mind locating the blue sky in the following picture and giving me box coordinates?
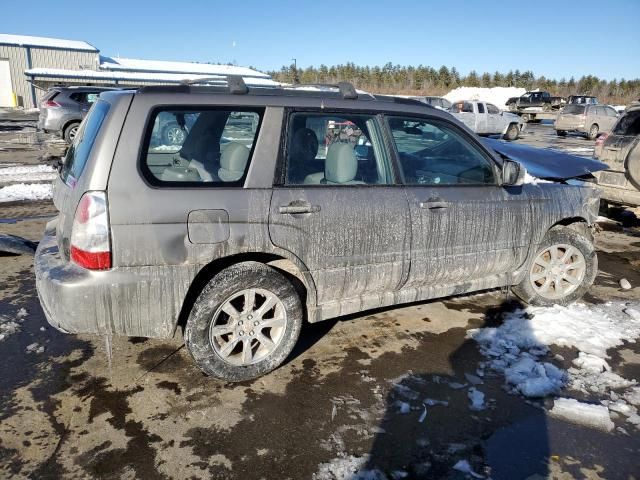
[2,0,639,80]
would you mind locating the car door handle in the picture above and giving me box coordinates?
[278,203,321,215]
[419,200,448,210]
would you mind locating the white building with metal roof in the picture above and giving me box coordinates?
[0,33,274,109]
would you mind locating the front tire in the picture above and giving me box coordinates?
[587,124,599,140]
[556,130,567,137]
[185,262,303,381]
[503,123,520,141]
[512,226,597,307]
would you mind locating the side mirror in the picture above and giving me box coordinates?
[502,159,526,186]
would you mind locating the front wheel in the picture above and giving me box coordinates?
[587,124,599,140]
[185,262,303,381]
[512,226,597,306]
[503,123,520,141]
[556,130,567,137]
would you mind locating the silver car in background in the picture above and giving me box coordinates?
[37,86,117,143]
[450,100,524,140]
[555,104,618,139]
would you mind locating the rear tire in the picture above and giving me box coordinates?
[503,123,520,141]
[556,130,567,137]
[63,122,80,143]
[543,103,551,112]
[512,226,597,307]
[184,262,303,381]
[587,124,599,140]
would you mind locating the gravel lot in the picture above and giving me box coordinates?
[1,112,639,479]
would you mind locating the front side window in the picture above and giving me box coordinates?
[142,108,262,185]
[61,100,110,187]
[388,116,496,186]
[283,112,392,185]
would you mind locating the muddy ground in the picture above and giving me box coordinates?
[1,114,639,479]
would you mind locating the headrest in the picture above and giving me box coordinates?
[290,128,319,163]
[324,143,357,184]
[218,143,250,182]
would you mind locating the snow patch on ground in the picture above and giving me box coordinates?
[549,398,615,432]
[313,455,386,480]
[469,302,640,428]
[0,308,28,342]
[0,183,53,202]
[0,164,57,183]
[444,87,526,110]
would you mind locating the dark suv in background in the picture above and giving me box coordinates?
[37,86,117,143]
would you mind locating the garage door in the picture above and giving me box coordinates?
[0,59,14,107]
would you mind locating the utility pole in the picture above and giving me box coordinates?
[291,58,299,84]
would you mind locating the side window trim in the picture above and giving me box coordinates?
[381,113,501,187]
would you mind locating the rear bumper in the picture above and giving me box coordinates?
[34,224,190,338]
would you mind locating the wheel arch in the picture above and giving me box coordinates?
[61,118,81,138]
[174,251,315,336]
[549,216,592,239]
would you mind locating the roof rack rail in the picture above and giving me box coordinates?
[284,82,361,100]
[180,74,249,94]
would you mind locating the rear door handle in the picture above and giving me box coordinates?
[278,203,321,215]
[419,200,448,210]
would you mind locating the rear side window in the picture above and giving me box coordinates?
[141,108,262,186]
[61,100,110,187]
[452,101,473,113]
[564,105,585,115]
[613,111,640,135]
[477,103,485,113]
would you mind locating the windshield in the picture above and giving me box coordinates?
[563,105,586,115]
[60,100,110,187]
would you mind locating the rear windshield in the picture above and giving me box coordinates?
[563,105,586,114]
[613,111,640,136]
[60,100,110,187]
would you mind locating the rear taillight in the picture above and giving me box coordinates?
[70,192,111,270]
[595,133,609,147]
[42,99,60,108]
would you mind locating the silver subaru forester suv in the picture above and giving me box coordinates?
[35,78,600,381]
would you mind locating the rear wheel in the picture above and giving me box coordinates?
[184,262,303,381]
[543,103,552,112]
[63,122,80,143]
[512,226,597,306]
[587,124,599,140]
[521,113,531,123]
[556,130,567,137]
[503,123,520,141]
